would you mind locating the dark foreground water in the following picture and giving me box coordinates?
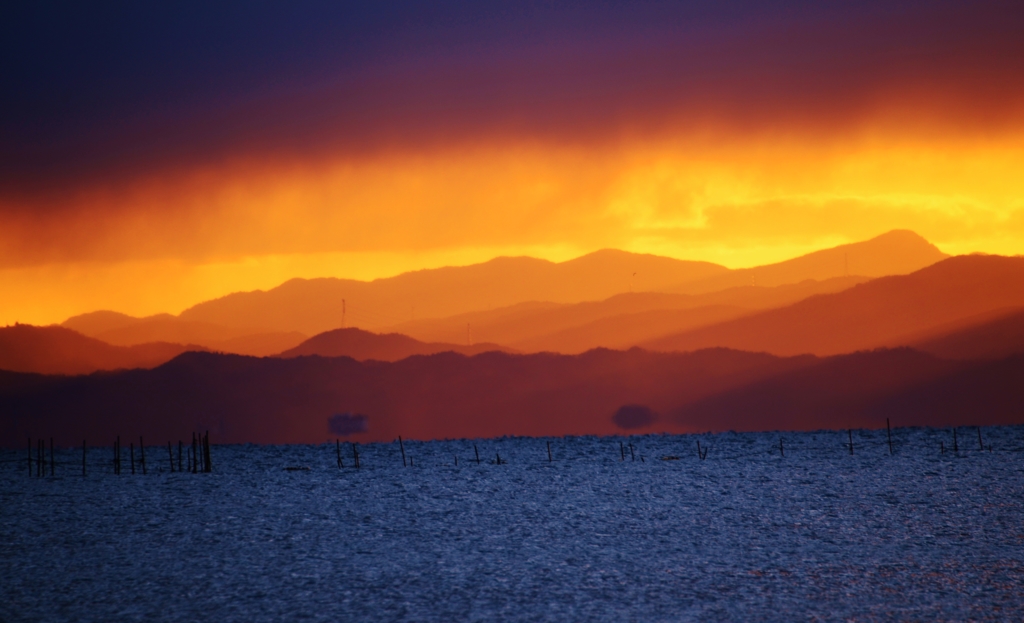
[3,427,1024,622]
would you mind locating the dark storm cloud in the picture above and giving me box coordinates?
[2,0,1022,196]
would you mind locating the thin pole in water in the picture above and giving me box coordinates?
[697,440,702,460]
[192,433,198,474]
[50,438,54,476]
[547,441,552,463]
[848,430,854,455]
[953,428,958,453]
[629,443,635,462]
[336,439,343,468]
[140,436,146,475]
[474,445,480,465]
[886,418,893,456]
[83,440,87,477]
[496,452,501,465]
[620,441,625,461]
[168,442,174,473]
[352,443,360,469]
[454,454,458,466]
[399,436,407,467]
[779,438,784,458]
[178,441,183,473]
[978,427,984,451]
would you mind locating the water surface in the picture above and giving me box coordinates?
[3,427,1023,621]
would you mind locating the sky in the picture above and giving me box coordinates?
[2,0,1023,325]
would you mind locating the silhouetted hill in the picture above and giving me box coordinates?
[390,276,869,352]
[645,255,1024,356]
[173,232,938,336]
[62,311,307,356]
[674,348,959,431]
[674,348,1024,432]
[0,324,204,375]
[0,348,816,446]
[671,230,947,294]
[177,250,728,335]
[277,327,512,361]
[5,345,1022,448]
[911,308,1024,360]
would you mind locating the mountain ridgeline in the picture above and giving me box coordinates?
[3,346,1022,448]
[3,229,1022,444]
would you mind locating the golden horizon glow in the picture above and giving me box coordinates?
[3,120,1023,327]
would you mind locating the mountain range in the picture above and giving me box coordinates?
[3,346,1021,448]
[3,229,1022,445]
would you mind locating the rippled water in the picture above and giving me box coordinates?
[3,427,1024,621]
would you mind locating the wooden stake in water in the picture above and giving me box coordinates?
[140,436,146,475]
[178,441,183,473]
[192,433,198,474]
[474,445,480,465]
[547,441,552,463]
[848,430,854,455]
[779,438,784,458]
[886,418,893,456]
[697,440,702,460]
[496,452,501,465]
[629,443,635,462]
[399,436,407,467]
[336,439,343,468]
[620,441,625,461]
[953,428,958,453]
[168,442,174,473]
[978,427,984,451]
[352,443,360,469]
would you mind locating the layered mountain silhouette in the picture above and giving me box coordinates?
[62,310,306,356]
[277,327,512,361]
[6,229,1015,446]
[3,346,1020,447]
[669,229,947,294]
[176,250,727,336]
[169,230,941,336]
[645,255,1024,357]
[0,348,814,445]
[909,308,1024,360]
[388,276,869,353]
[675,348,1024,432]
[0,324,205,375]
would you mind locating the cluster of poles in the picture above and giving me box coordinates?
[393,436,504,468]
[25,431,212,477]
[16,420,999,476]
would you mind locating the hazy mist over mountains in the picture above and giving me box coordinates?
[4,229,1023,445]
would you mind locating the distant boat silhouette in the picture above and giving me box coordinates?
[328,412,368,435]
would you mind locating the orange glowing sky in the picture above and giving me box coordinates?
[2,2,1023,326]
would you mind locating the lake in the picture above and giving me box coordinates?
[3,427,1023,621]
